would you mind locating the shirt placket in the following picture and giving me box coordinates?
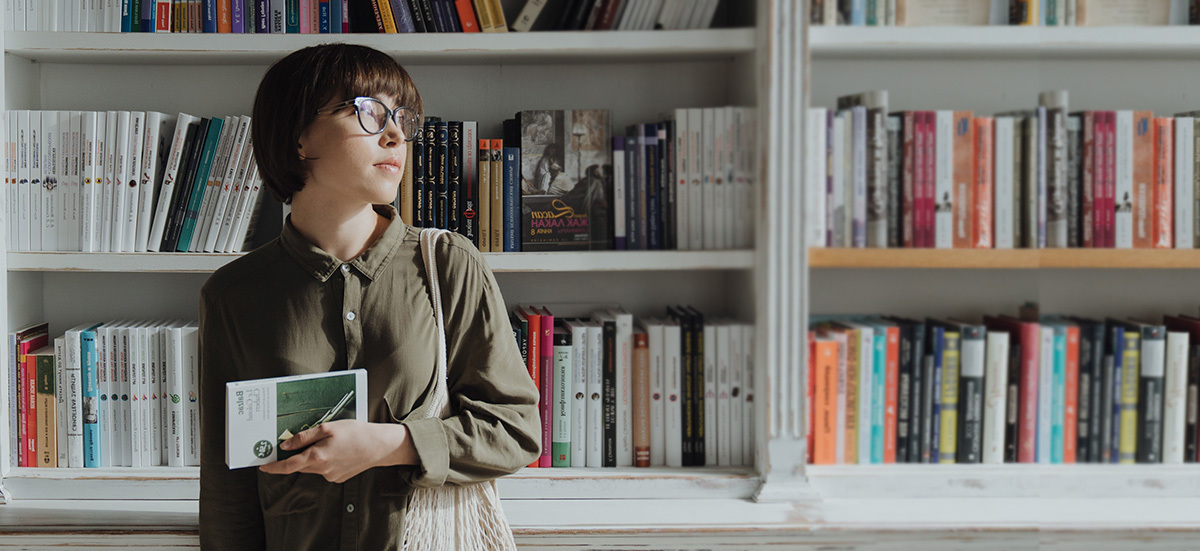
[339,262,363,550]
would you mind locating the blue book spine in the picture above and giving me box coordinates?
[644,124,661,250]
[232,0,245,32]
[81,328,100,468]
[1110,328,1124,463]
[613,137,626,250]
[929,326,943,463]
[1051,326,1066,463]
[391,0,415,32]
[330,0,342,33]
[256,0,270,32]
[122,0,132,31]
[851,0,865,25]
[319,1,330,32]
[202,0,217,32]
[503,148,521,251]
[176,118,225,252]
[141,0,155,30]
[286,0,299,32]
[626,132,640,250]
[871,328,886,464]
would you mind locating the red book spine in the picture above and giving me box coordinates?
[1018,322,1040,463]
[525,311,541,468]
[454,0,480,31]
[1082,111,1095,248]
[902,111,916,248]
[1154,117,1174,248]
[883,325,900,463]
[1107,111,1118,248]
[218,0,232,32]
[538,311,554,468]
[1101,112,1114,248]
[974,117,994,248]
[953,111,975,249]
[914,112,927,247]
[1064,325,1080,464]
[923,111,937,248]
[596,0,622,29]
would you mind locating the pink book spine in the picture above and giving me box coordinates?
[1105,111,1117,248]
[923,111,937,248]
[1018,322,1040,463]
[300,0,312,32]
[538,311,554,468]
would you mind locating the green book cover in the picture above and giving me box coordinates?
[176,117,224,252]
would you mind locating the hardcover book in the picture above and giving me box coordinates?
[519,109,613,251]
[226,369,367,469]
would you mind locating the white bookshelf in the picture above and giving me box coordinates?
[810,26,1200,60]
[0,1,814,549]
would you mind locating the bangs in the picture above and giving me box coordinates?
[307,45,424,116]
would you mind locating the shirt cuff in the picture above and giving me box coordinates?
[400,417,449,488]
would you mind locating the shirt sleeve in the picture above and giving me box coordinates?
[400,233,542,488]
[198,287,267,550]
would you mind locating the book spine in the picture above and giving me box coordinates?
[503,145,520,251]
[883,326,899,463]
[1138,327,1165,463]
[956,329,984,463]
[461,121,477,245]
[1133,111,1154,248]
[1187,342,1200,463]
[1154,117,1174,248]
[895,323,913,462]
[55,339,67,467]
[1043,327,1060,464]
[176,118,223,251]
[1164,332,1189,464]
[489,139,503,250]
[36,353,56,467]
[434,121,449,229]
[569,323,587,467]
[1118,330,1140,464]
[664,323,682,467]
[1064,325,1080,463]
[411,123,425,227]
[974,117,994,248]
[633,331,650,467]
[813,337,837,464]
[902,112,916,247]
[81,329,100,468]
[445,121,461,233]
[1082,112,1095,248]
[602,321,616,467]
[1178,118,1195,249]
[538,313,553,468]
[552,329,572,467]
[703,324,717,466]
[613,136,627,249]
[886,114,902,248]
[1104,111,1117,248]
[982,332,1008,463]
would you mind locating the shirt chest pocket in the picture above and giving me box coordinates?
[257,471,323,517]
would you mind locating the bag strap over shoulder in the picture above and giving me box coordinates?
[418,228,452,420]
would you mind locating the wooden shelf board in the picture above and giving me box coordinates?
[7,250,754,273]
[4,29,756,65]
[808,249,1200,269]
[810,26,1200,60]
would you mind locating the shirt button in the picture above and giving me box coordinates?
[346,311,356,321]
[341,264,350,273]
[346,504,355,513]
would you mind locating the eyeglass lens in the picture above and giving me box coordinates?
[357,98,417,139]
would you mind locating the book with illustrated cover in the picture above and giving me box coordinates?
[226,369,366,469]
[519,109,613,251]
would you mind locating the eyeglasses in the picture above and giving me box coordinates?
[316,96,421,141]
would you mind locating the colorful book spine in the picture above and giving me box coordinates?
[552,327,572,467]
[537,309,554,468]
[81,326,100,468]
[1118,330,1141,464]
[502,128,521,251]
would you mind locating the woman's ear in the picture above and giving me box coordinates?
[297,142,309,161]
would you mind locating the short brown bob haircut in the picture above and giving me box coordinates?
[252,44,424,204]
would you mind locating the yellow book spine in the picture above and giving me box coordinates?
[379,0,399,33]
[487,0,507,31]
[473,0,495,31]
[939,332,960,463]
[399,140,414,226]
[843,331,858,465]
[1118,331,1140,464]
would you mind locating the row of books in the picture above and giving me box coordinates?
[404,107,753,252]
[6,110,267,253]
[809,0,1191,27]
[9,321,200,469]
[806,90,1200,250]
[513,305,754,468]
[809,305,1200,465]
[13,0,723,33]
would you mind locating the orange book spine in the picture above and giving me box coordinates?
[1133,111,1154,248]
[218,0,232,32]
[455,0,480,31]
[842,330,858,464]
[1064,325,1080,464]
[813,338,838,465]
[973,117,994,249]
[807,333,815,465]
[1154,117,1174,248]
[883,325,900,463]
[952,111,975,249]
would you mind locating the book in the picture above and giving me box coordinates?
[1076,0,1171,25]
[225,369,367,469]
[552,326,573,467]
[895,0,991,25]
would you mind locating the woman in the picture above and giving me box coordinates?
[198,44,541,550]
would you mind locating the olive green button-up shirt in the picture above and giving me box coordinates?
[198,205,541,551]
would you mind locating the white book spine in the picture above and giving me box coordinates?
[722,106,737,250]
[568,322,587,468]
[41,111,58,251]
[54,337,68,467]
[65,328,84,468]
[148,113,197,251]
[832,114,846,247]
[833,331,847,464]
[856,325,874,465]
[126,325,142,468]
[733,323,750,466]
[139,325,154,467]
[28,111,42,251]
[615,310,634,467]
[230,165,264,252]
[6,111,15,254]
[270,0,284,32]
[664,321,683,467]
[216,138,256,252]
[585,322,603,467]
[703,324,717,466]
[167,326,184,466]
[184,325,201,465]
[552,330,572,466]
[113,322,130,467]
[674,108,689,250]
[122,112,145,253]
[739,107,756,249]
[612,136,626,248]
[96,326,111,467]
[1116,110,1134,248]
[111,112,130,252]
[192,116,236,252]
[1164,331,1189,464]
[852,106,868,248]
[807,109,827,249]
[103,324,120,467]
[510,0,547,31]
[702,108,716,249]
[1037,326,1054,464]
[136,113,170,252]
[1177,117,1195,249]
[935,110,954,249]
[157,325,169,466]
[204,116,249,252]
[687,108,703,249]
[743,325,755,464]
[983,331,1010,464]
[100,111,118,252]
[994,117,1015,249]
[647,320,665,466]
[17,110,30,252]
[80,112,101,252]
[148,325,163,466]
[64,111,80,251]
[715,323,731,466]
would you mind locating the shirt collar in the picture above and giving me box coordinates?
[280,204,409,282]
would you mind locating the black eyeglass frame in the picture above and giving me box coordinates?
[315,96,421,141]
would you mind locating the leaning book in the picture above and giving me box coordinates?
[226,369,367,469]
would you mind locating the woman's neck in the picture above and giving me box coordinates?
[288,195,390,262]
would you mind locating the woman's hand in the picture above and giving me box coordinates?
[258,420,418,483]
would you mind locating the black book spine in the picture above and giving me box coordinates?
[412,122,426,227]
[645,125,660,250]
[691,309,705,466]
[1004,342,1021,462]
[158,121,199,250]
[459,125,477,245]
[514,314,528,366]
[1187,344,1200,462]
[418,0,437,31]
[1137,327,1165,463]
[895,323,912,463]
[908,323,926,463]
[447,121,463,234]
[957,328,984,464]
[670,307,694,466]
[1088,323,1106,463]
[602,320,617,467]
[164,119,209,251]
[406,0,426,31]
[423,120,439,228]
[435,121,449,230]
[1075,323,1094,463]
[887,114,903,248]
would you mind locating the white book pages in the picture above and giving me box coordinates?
[1163,331,1189,464]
